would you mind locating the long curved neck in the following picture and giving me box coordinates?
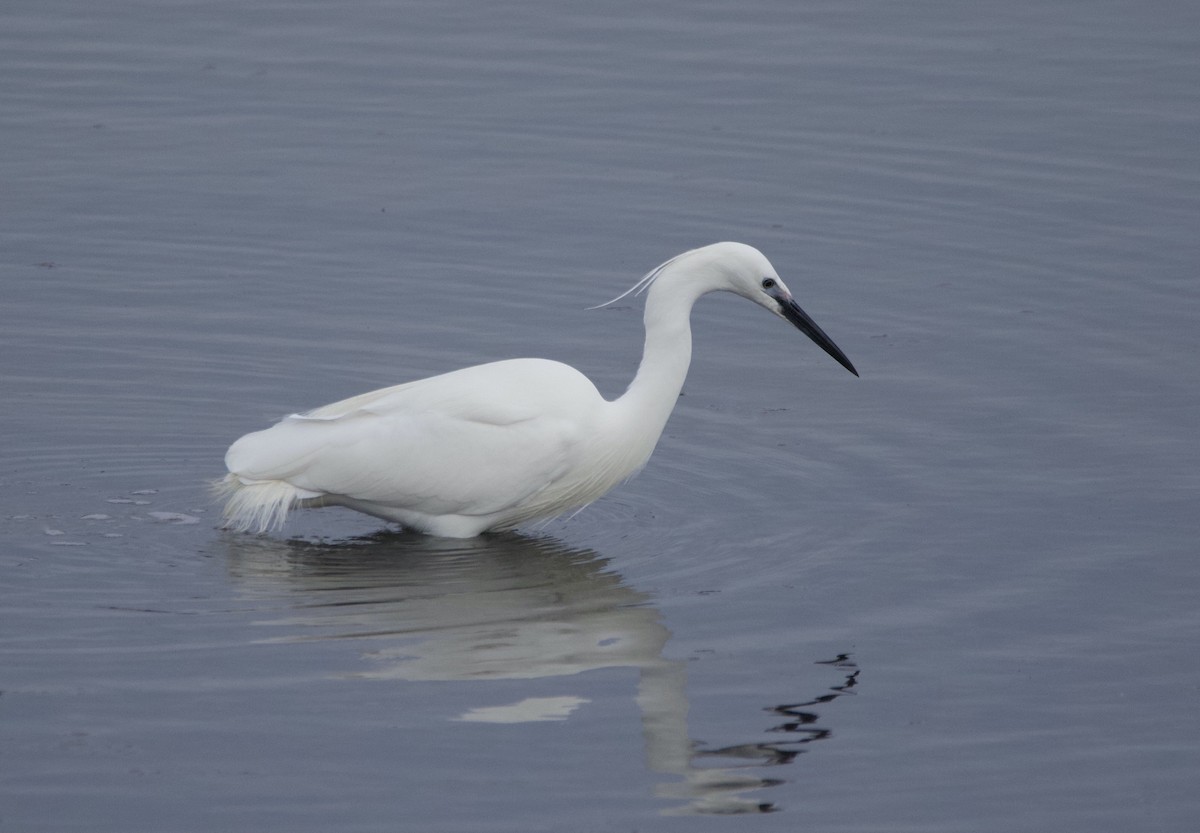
[615,277,703,434]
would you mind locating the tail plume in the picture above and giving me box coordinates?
[213,475,302,533]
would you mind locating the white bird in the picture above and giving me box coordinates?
[217,242,858,537]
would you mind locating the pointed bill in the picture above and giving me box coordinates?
[779,297,859,376]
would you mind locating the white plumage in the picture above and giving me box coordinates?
[218,242,857,537]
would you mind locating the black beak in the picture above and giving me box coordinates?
[779,297,859,377]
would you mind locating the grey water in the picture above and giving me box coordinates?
[3,0,1198,830]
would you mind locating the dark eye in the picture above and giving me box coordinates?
[761,278,776,290]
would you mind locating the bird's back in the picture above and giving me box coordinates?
[222,358,613,532]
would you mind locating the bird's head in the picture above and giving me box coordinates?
[691,242,860,377]
[591,241,858,377]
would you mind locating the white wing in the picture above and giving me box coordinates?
[225,359,604,518]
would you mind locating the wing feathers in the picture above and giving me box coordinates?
[226,408,580,518]
[223,357,606,527]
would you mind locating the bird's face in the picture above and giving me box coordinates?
[724,251,859,377]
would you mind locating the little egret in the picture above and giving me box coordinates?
[218,242,857,537]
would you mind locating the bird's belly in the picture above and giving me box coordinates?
[314,444,629,537]
[319,496,539,538]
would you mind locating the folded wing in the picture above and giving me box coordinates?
[225,359,601,519]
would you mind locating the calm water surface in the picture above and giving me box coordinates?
[2,1,1198,830]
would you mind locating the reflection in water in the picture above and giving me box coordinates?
[221,532,857,815]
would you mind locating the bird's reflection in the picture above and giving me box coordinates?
[221,531,857,815]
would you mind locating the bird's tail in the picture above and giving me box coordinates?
[212,474,302,533]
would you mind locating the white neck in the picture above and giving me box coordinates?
[620,280,697,420]
[578,242,776,494]
[604,271,711,475]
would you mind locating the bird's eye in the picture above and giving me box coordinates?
[761,278,776,290]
